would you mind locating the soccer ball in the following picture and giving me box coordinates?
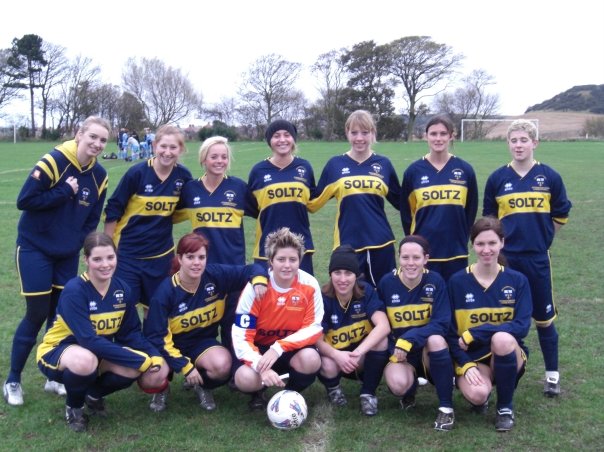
[266,390,307,430]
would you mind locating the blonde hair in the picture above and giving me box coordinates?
[198,136,232,172]
[78,116,111,136]
[264,227,305,261]
[155,124,187,153]
[345,110,377,145]
[507,120,538,141]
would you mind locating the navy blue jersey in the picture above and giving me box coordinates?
[309,153,400,251]
[400,156,478,262]
[174,175,257,265]
[144,264,267,375]
[17,140,108,258]
[321,281,385,350]
[37,273,161,372]
[104,158,192,258]
[447,265,532,375]
[483,162,572,254]
[378,269,450,353]
[247,157,315,259]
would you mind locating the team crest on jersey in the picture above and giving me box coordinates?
[331,314,339,325]
[291,295,301,305]
[421,284,436,303]
[89,301,98,311]
[390,293,401,304]
[263,174,272,183]
[353,302,362,314]
[224,190,236,203]
[294,166,307,182]
[341,167,351,175]
[114,291,124,303]
[173,179,185,195]
[204,283,216,297]
[145,184,154,193]
[464,293,475,303]
[533,174,549,191]
[79,187,91,207]
[31,169,41,180]
[421,175,430,185]
[193,196,201,205]
[277,296,286,306]
[178,302,187,313]
[450,168,466,185]
[369,163,383,178]
[500,286,516,305]
[504,182,513,192]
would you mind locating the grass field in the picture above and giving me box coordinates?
[0,139,603,451]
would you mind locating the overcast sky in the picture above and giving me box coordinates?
[2,0,603,125]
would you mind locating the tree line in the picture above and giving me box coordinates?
[0,34,501,141]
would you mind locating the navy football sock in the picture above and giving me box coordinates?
[63,369,97,409]
[318,374,342,390]
[199,368,229,390]
[360,350,389,396]
[8,318,41,383]
[538,323,559,372]
[494,351,517,411]
[428,349,454,409]
[286,368,317,392]
[88,372,136,399]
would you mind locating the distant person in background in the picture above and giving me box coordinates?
[247,119,316,274]
[127,133,140,161]
[120,129,129,159]
[104,125,192,314]
[309,110,401,286]
[379,235,454,431]
[144,128,156,157]
[4,116,110,407]
[36,232,169,433]
[483,119,572,397]
[400,114,478,281]
[447,216,532,432]
[316,245,390,417]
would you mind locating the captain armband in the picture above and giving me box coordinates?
[235,313,257,329]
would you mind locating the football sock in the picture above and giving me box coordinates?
[538,323,559,372]
[46,288,62,331]
[317,374,341,390]
[286,368,316,392]
[429,349,454,409]
[360,350,389,396]
[8,318,40,383]
[64,369,97,409]
[494,351,517,411]
[199,368,229,390]
[88,372,136,399]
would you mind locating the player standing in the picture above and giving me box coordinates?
[5,117,110,406]
[309,110,400,286]
[483,119,572,397]
[400,115,478,281]
[104,125,192,312]
[248,120,316,274]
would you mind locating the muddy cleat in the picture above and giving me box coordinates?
[360,394,378,416]
[399,393,416,410]
[65,406,89,433]
[327,385,348,407]
[85,395,107,417]
[150,386,169,412]
[495,408,515,432]
[544,377,561,397]
[470,397,489,415]
[434,409,455,431]
[248,389,268,411]
[194,385,216,411]
[3,381,24,406]
[44,380,67,396]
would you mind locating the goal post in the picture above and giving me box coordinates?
[460,118,539,142]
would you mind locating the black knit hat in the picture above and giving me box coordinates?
[328,245,360,276]
[265,119,297,145]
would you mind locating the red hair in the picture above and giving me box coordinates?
[170,232,209,275]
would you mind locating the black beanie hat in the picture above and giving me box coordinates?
[328,245,360,276]
[265,119,297,145]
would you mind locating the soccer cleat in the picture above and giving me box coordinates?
[149,386,169,412]
[326,385,348,407]
[44,379,67,396]
[194,385,216,411]
[3,381,24,406]
[544,376,561,397]
[495,408,515,432]
[359,394,378,416]
[434,409,455,431]
[399,393,416,410]
[248,389,268,411]
[65,406,89,433]
[183,380,194,391]
[470,396,490,415]
[85,395,107,417]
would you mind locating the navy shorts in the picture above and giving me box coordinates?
[16,246,79,296]
[505,251,556,324]
[178,338,224,368]
[233,344,317,374]
[37,343,78,382]
[115,253,173,307]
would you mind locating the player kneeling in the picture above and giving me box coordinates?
[36,232,169,433]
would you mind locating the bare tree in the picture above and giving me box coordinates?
[35,41,68,136]
[386,36,463,141]
[311,48,348,140]
[122,57,202,128]
[0,48,23,116]
[433,69,500,139]
[201,96,239,125]
[238,53,302,127]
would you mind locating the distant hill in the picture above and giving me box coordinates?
[526,84,604,114]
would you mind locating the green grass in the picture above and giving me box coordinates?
[0,139,603,450]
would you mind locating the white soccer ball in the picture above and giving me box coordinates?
[266,390,308,430]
